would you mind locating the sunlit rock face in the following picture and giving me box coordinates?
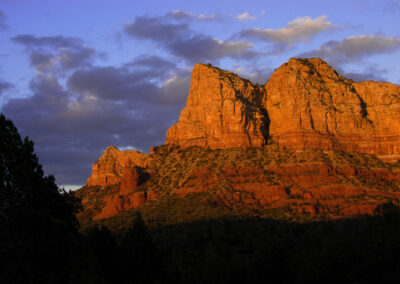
[86,146,150,188]
[85,146,155,219]
[167,58,400,156]
[265,58,400,155]
[166,63,269,148]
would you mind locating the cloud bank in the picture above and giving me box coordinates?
[12,34,96,74]
[300,35,400,64]
[124,14,259,63]
[3,34,191,185]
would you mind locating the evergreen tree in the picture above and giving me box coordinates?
[85,225,119,283]
[119,212,164,283]
[0,113,82,283]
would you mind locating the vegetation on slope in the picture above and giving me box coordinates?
[77,143,400,229]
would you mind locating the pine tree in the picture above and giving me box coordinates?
[119,211,164,283]
[0,113,82,283]
[85,225,119,282]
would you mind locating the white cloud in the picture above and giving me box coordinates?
[236,12,256,21]
[119,145,139,151]
[240,15,336,45]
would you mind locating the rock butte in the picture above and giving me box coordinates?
[81,58,400,220]
[167,58,400,156]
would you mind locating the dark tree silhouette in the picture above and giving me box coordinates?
[119,211,165,283]
[0,113,83,283]
[84,225,119,282]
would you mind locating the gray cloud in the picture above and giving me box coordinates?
[343,69,388,82]
[126,54,177,70]
[383,1,400,12]
[300,35,400,64]
[67,66,156,101]
[232,66,273,85]
[159,73,191,105]
[0,10,6,30]
[125,16,189,43]
[125,15,258,63]
[239,15,336,46]
[1,52,190,185]
[168,36,257,63]
[167,10,219,22]
[0,80,12,96]
[12,34,83,48]
[6,35,192,185]
[67,55,190,105]
[12,34,96,73]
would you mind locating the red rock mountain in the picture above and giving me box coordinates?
[78,58,400,221]
[167,58,400,156]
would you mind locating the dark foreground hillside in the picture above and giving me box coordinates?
[86,205,400,284]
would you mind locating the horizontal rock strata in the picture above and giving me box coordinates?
[166,58,400,155]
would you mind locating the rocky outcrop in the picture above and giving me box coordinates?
[166,64,269,148]
[86,146,150,188]
[166,58,400,155]
[93,192,147,220]
[84,147,155,219]
[120,166,150,195]
[266,58,400,155]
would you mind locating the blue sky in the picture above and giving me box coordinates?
[1,0,400,188]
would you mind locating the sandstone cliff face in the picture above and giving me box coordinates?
[166,58,400,155]
[266,58,400,155]
[166,64,269,148]
[85,147,155,219]
[86,146,150,187]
